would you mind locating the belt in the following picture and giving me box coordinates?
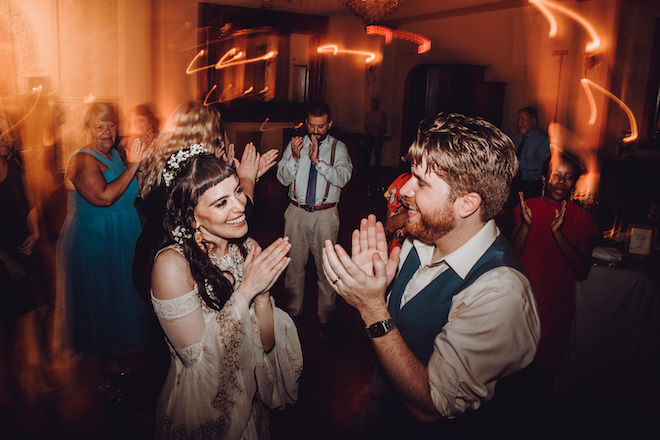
[290,200,337,212]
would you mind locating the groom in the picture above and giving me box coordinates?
[322,113,540,437]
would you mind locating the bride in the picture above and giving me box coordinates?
[149,145,302,439]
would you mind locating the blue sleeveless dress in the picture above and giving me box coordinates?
[58,148,149,356]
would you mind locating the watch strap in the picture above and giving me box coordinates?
[365,318,396,338]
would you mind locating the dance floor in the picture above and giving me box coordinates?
[0,166,657,439]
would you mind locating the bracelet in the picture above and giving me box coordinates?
[253,300,271,308]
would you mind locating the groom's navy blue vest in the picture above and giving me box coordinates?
[366,234,528,437]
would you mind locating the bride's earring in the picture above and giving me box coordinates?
[194,227,204,246]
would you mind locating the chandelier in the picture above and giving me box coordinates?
[344,0,403,24]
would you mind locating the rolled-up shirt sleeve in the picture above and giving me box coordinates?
[427,267,540,417]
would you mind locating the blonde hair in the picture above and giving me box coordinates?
[407,113,518,222]
[83,102,118,133]
[140,102,224,197]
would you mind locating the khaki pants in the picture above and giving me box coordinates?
[282,203,339,323]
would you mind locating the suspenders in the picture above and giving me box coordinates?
[293,137,338,206]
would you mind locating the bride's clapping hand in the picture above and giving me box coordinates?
[238,237,291,303]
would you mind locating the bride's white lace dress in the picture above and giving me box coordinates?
[151,241,302,439]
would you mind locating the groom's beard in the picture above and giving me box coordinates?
[406,200,455,245]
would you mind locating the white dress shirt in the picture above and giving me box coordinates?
[276,134,352,205]
[394,220,541,417]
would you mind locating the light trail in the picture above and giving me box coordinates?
[580,78,638,142]
[529,0,601,52]
[366,25,431,54]
[317,44,376,64]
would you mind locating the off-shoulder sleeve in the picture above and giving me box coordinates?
[252,299,303,409]
[151,289,206,367]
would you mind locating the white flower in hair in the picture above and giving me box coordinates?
[163,143,209,187]
[172,225,193,244]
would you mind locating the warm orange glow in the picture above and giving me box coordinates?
[529,0,601,52]
[186,49,213,74]
[2,86,43,137]
[259,118,304,132]
[580,79,599,125]
[187,48,277,75]
[366,25,431,54]
[317,44,376,64]
[529,0,557,37]
[202,83,236,106]
[215,48,277,70]
[580,78,638,142]
[366,25,393,44]
[574,168,600,206]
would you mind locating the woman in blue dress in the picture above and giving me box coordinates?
[57,103,149,361]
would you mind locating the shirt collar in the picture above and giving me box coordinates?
[411,219,499,279]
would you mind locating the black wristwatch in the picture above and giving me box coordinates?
[365,318,396,338]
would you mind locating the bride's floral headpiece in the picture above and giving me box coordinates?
[163,143,209,187]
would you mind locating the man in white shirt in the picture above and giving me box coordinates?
[277,103,352,336]
[322,113,540,436]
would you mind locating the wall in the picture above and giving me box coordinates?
[365,0,623,166]
[0,0,152,205]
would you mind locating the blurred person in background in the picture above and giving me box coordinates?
[383,172,411,252]
[136,102,277,298]
[511,107,550,199]
[120,103,159,161]
[0,114,50,398]
[56,103,149,392]
[511,151,597,385]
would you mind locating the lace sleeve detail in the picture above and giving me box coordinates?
[151,288,201,320]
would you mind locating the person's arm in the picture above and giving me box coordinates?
[550,201,593,280]
[511,192,532,257]
[321,216,437,420]
[151,249,206,356]
[70,141,144,207]
[18,207,39,255]
[0,250,25,280]
[253,291,275,352]
[16,168,39,255]
[427,269,540,417]
[314,141,353,188]
[385,210,407,234]
[276,139,300,186]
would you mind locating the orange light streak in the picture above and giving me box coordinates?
[187,48,277,75]
[529,0,601,52]
[259,118,305,132]
[186,49,214,74]
[529,0,557,37]
[366,25,393,44]
[317,44,376,64]
[203,84,236,106]
[580,78,638,143]
[215,48,277,70]
[366,25,431,54]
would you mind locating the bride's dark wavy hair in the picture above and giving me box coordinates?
[163,153,247,311]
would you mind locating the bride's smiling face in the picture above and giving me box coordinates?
[193,174,248,241]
